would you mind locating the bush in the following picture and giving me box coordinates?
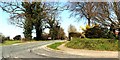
[85,25,116,39]
[85,26,102,38]
[13,35,21,40]
[4,36,10,40]
[21,38,28,42]
[66,38,119,51]
[0,34,10,43]
[0,37,5,43]
[41,33,49,40]
[0,35,6,43]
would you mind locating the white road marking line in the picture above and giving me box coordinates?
[40,53,49,56]
[12,44,18,45]
[41,54,46,55]
[14,57,18,58]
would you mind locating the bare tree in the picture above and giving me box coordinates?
[68,2,98,26]
[68,2,120,28]
[93,2,120,28]
[68,24,77,33]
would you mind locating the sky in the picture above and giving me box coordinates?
[0,4,86,39]
[0,9,24,39]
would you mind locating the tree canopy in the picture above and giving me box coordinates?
[0,2,119,40]
[68,2,120,28]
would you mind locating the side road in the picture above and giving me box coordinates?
[32,42,91,58]
[32,41,118,58]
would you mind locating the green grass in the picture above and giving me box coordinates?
[76,38,116,40]
[47,42,65,50]
[0,40,46,46]
[66,38,119,51]
[0,40,51,46]
[0,40,21,46]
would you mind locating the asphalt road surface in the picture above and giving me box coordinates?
[0,40,87,58]
[0,40,63,58]
[0,40,118,60]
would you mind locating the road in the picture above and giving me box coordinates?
[0,40,88,58]
[0,40,60,58]
[0,40,118,60]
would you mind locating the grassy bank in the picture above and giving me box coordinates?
[66,38,119,51]
[0,40,21,46]
[47,42,65,50]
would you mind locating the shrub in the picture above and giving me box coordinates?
[13,35,21,40]
[85,26,102,38]
[0,34,6,43]
[21,38,27,42]
[85,25,116,39]
[4,36,10,40]
[41,34,49,40]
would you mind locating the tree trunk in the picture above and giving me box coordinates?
[88,18,90,26]
[118,18,120,28]
[118,28,120,40]
[35,25,42,40]
[50,29,55,40]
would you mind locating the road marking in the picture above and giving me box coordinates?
[41,54,46,55]
[27,42,31,43]
[28,49,32,52]
[14,57,18,58]
[40,53,49,56]
[12,44,18,45]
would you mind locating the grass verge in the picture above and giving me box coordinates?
[0,40,21,46]
[0,40,50,46]
[47,42,65,50]
[66,38,119,51]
